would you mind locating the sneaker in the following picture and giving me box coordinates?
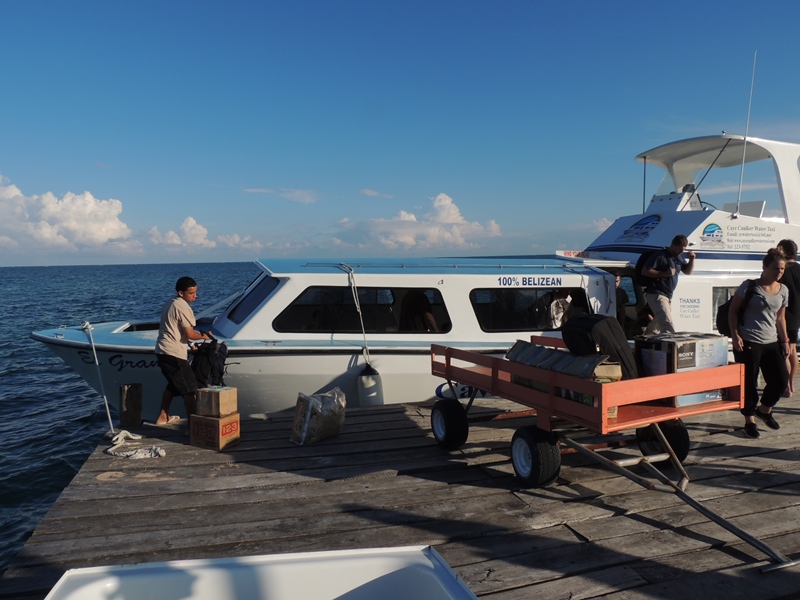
[744,423,760,439]
[754,409,780,430]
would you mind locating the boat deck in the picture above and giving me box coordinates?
[4,394,800,599]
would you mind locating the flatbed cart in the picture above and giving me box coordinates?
[429,338,799,572]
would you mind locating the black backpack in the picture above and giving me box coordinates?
[715,280,757,336]
[192,339,229,388]
[561,314,638,380]
[633,250,659,287]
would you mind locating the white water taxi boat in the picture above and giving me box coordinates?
[561,133,800,335]
[32,133,800,420]
[31,258,615,419]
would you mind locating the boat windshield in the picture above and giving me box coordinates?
[650,159,784,220]
[227,276,280,325]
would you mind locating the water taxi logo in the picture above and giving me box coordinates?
[615,215,660,242]
[700,223,725,248]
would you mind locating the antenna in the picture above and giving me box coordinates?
[642,156,647,214]
[735,50,757,217]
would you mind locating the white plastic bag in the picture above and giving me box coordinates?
[290,387,346,445]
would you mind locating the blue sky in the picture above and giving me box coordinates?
[2,1,800,266]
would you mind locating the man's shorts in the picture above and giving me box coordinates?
[156,353,198,397]
[789,329,799,344]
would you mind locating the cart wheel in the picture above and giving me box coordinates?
[636,419,690,463]
[511,426,561,488]
[431,399,469,450]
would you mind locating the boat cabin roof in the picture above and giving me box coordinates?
[255,257,605,277]
[635,135,774,171]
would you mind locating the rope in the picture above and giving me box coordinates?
[103,429,166,459]
[341,263,372,366]
[81,321,115,434]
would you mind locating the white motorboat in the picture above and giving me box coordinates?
[561,133,800,334]
[31,257,615,419]
[33,133,800,420]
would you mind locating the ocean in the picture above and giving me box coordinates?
[0,262,261,575]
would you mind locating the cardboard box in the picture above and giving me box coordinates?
[635,334,727,375]
[635,334,728,406]
[190,413,240,450]
[196,386,238,417]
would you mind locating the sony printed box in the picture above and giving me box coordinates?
[634,333,728,406]
[190,413,240,451]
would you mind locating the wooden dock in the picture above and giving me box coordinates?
[3,395,800,599]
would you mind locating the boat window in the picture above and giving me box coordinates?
[121,322,160,332]
[227,276,280,325]
[618,276,636,306]
[470,287,591,332]
[273,286,451,333]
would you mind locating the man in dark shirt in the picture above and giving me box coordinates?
[642,235,695,334]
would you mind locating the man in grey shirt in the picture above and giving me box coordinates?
[154,276,212,425]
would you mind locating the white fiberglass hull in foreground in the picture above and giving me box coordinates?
[45,545,478,600]
[32,327,505,420]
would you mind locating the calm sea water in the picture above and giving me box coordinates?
[0,262,260,574]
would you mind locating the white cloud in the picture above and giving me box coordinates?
[243,187,274,194]
[217,233,264,251]
[333,193,501,251]
[279,188,318,204]
[0,176,520,264]
[180,217,216,248]
[149,217,216,248]
[0,177,139,256]
[360,188,393,199]
[148,226,183,246]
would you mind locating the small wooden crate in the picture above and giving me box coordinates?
[190,413,240,451]
[196,387,238,417]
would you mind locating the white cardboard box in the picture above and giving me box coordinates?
[635,334,728,406]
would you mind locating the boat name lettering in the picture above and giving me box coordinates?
[435,382,490,400]
[108,354,159,372]
[78,350,96,365]
[498,276,562,287]
[726,225,776,232]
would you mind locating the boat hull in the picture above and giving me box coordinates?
[34,333,504,420]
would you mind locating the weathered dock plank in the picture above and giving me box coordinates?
[3,396,800,599]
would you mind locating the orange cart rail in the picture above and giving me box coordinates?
[431,343,744,434]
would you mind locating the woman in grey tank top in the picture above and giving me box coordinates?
[728,248,790,439]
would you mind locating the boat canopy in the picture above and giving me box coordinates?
[635,134,800,224]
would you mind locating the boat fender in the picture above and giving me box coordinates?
[357,363,384,406]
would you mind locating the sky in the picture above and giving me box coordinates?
[2,1,800,267]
